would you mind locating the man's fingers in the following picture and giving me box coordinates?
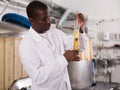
[64,50,80,62]
[74,50,79,54]
[73,55,80,61]
[76,55,80,61]
[73,50,79,58]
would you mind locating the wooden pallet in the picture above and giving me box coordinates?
[0,37,28,90]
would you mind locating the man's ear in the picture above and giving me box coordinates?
[29,18,34,25]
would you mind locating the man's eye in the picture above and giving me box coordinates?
[39,16,50,21]
[41,18,46,21]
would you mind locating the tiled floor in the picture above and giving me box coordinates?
[72,81,120,90]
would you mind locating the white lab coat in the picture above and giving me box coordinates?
[19,27,87,90]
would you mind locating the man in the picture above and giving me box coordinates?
[19,1,87,90]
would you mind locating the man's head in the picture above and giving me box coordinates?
[27,1,51,33]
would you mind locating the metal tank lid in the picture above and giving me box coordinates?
[0,21,28,37]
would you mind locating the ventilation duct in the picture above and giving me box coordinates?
[0,0,76,29]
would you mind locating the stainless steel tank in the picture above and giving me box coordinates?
[68,60,92,89]
[9,77,32,90]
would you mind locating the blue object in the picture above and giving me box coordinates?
[2,13,31,28]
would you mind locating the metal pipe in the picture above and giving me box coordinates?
[10,0,29,8]
[0,0,25,11]
[38,0,61,8]
[57,9,71,29]
[0,0,9,15]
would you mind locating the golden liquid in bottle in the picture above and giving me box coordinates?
[73,30,79,50]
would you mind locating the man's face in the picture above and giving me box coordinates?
[30,9,51,33]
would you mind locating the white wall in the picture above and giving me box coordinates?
[53,0,120,19]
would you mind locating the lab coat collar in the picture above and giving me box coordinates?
[29,27,53,43]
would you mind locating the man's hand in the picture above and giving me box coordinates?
[64,50,80,62]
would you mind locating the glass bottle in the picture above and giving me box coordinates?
[73,21,79,50]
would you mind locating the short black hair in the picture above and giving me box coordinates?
[26,1,48,18]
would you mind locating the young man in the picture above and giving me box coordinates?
[19,1,87,90]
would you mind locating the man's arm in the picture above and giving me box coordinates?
[19,41,68,85]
